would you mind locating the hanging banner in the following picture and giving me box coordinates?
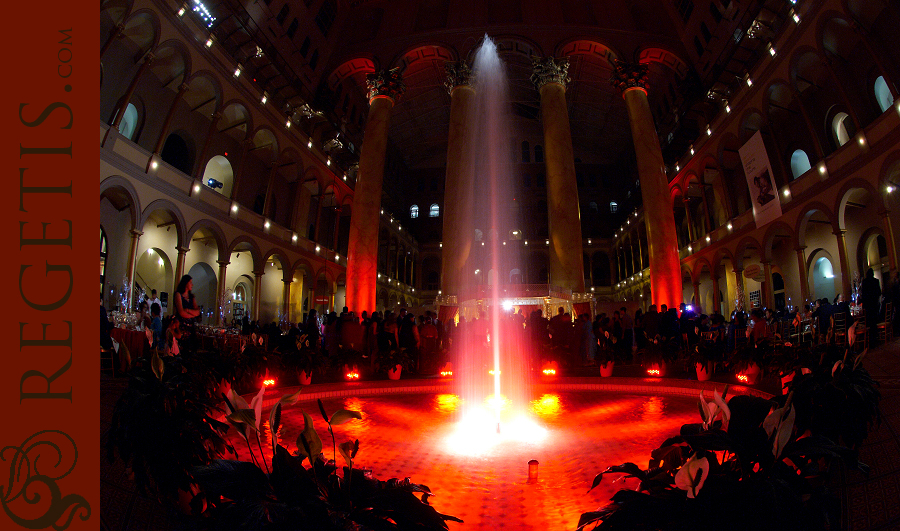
[739,131,782,228]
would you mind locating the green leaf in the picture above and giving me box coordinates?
[269,402,282,446]
[295,411,323,465]
[317,399,329,423]
[329,409,363,426]
[151,350,164,381]
[278,388,302,406]
[338,439,358,470]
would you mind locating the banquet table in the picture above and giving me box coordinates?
[111,327,149,360]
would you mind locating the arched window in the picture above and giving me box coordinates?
[509,229,522,240]
[534,145,544,163]
[429,203,440,217]
[609,201,618,213]
[790,149,811,180]
[202,155,234,196]
[100,227,108,298]
[410,204,419,218]
[276,4,289,24]
[832,112,851,147]
[875,76,893,113]
[116,103,139,140]
[521,141,530,163]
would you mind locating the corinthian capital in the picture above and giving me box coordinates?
[531,56,570,91]
[444,61,474,94]
[366,68,405,103]
[610,60,650,93]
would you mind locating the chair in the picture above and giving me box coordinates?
[701,331,718,343]
[878,302,893,344]
[852,310,868,351]
[101,347,115,376]
[800,319,814,343]
[733,327,748,347]
[833,312,847,346]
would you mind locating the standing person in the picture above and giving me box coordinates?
[174,275,201,351]
[578,313,595,365]
[147,289,162,314]
[399,313,420,372]
[860,268,882,330]
[305,309,321,352]
[621,307,634,355]
[150,303,163,350]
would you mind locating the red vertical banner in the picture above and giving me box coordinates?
[2,1,98,530]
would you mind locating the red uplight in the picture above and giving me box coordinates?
[263,379,275,386]
[542,369,556,376]
[489,369,501,375]
[647,369,661,376]
[440,371,453,377]
[346,372,360,380]
[736,374,749,383]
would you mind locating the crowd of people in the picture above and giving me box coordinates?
[103,269,900,375]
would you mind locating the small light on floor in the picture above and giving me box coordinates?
[285,120,291,128]
[178,7,185,16]
[194,184,200,193]
[150,160,158,170]
[205,38,213,48]
[308,140,313,148]
[231,204,238,213]
[706,127,712,136]
[261,95,267,105]
[725,103,731,113]
[727,222,733,230]
[263,379,275,386]
[315,245,321,252]
[706,235,711,242]
[264,221,270,229]
[783,189,790,197]
[292,234,297,242]
[818,163,827,175]
[887,185,895,194]
[688,245,693,252]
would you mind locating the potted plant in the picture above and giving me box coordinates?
[106,352,233,512]
[281,333,327,385]
[638,335,679,377]
[579,385,870,530]
[689,339,724,381]
[596,331,617,377]
[377,347,412,380]
[729,340,770,385]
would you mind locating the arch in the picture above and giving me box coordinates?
[733,236,763,270]
[762,221,798,262]
[856,226,889,277]
[100,175,141,230]
[139,198,187,248]
[148,39,191,89]
[201,155,234,197]
[807,248,838,302]
[326,56,378,92]
[183,70,224,112]
[290,258,317,280]
[835,178,884,230]
[218,100,253,142]
[249,126,280,164]
[186,219,228,262]
[227,235,263,272]
[120,9,161,56]
[391,42,458,72]
[473,35,543,62]
[262,248,292,280]
[691,257,713,285]
[637,47,690,78]
[556,38,621,67]
[160,130,195,175]
[790,149,812,179]
[796,202,838,248]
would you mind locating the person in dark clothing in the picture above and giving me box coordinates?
[860,268,882,329]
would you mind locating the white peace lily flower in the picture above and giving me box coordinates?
[675,454,710,498]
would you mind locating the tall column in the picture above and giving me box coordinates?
[111,52,154,131]
[612,62,682,311]
[101,22,125,58]
[440,62,476,300]
[788,85,825,159]
[711,275,721,314]
[796,247,810,305]
[125,230,142,311]
[230,139,255,202]
[262,163,279,220]
[149,82,190,171]
[683,198,695,243]
[692,282,701,309]
[346,68,404,314]
[252,270,263,320]
[193,111,223,179]
[282,278,292,324]
[734,268,745,311]
[762,262,773,309]
[532,57,585,292]
[881,210,898,273]
[215,260,229,326]
[834,229,853,299]
[174,246,189,284]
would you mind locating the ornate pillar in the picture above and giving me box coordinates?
[734,268,745,311]
[346,69,404,314]
[230,139,255,202]
[711,275,721,314]
[612,62,682,311]
[262,163,279,220]
[125,230,142,311]
[440,61,476,301]
[762,262,773,309]
[692,282,701,309]
[683,198,695,243]
[215,260,229,326]
[174,246,189,285]
[282,278,292,324]
[149,82,190,171]
[881,210,898,273]
[111,52,154,131]
[532,57,585,292]
[101,22,125,58]
[834,230,853,299]
[193,111,222,180]
[252,270,263,320]
[796,247,810,305]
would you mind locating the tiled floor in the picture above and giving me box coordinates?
[101,336,900,530]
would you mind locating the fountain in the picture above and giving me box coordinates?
[451,36,538,444]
